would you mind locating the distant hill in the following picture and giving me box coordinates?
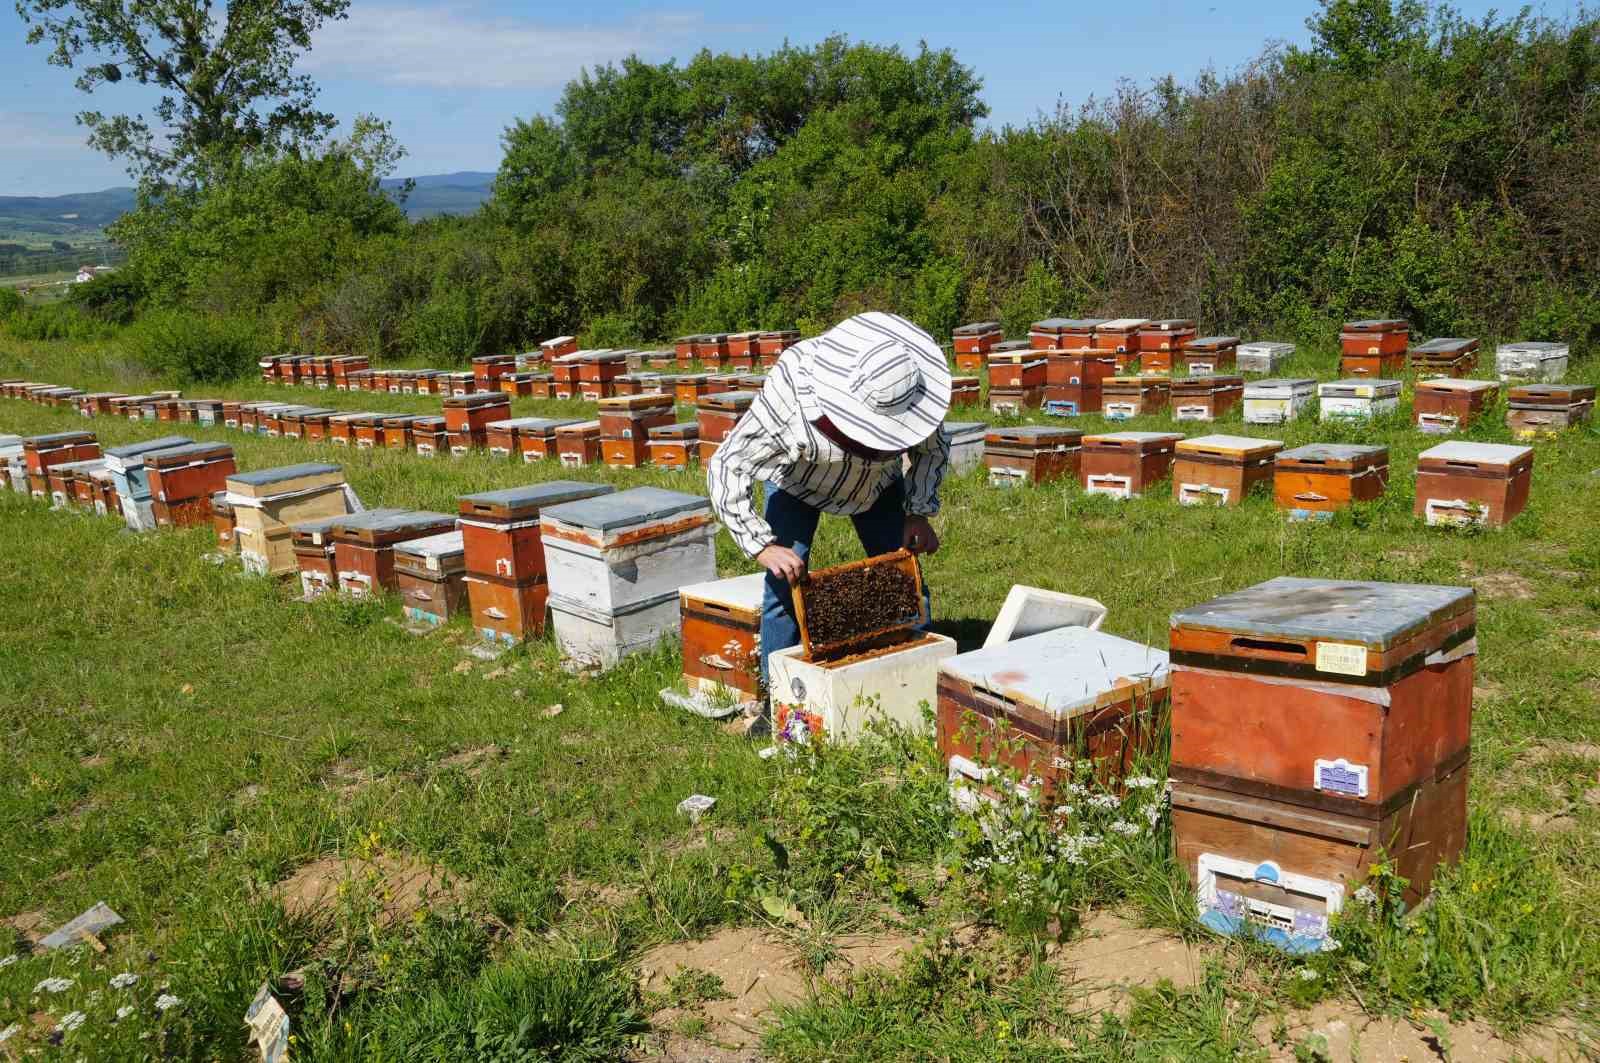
[0,170,497,238]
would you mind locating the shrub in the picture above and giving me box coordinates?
[3,303,115,342]
[65,270,144,325]
[124,308,264,383]
[0,287,22,320]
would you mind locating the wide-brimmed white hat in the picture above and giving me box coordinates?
[804,311,951,452]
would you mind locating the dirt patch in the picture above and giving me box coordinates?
[1263,1000,1575,1062]
[1471,571,1536,601]
[436,745,505,776]
[235,784,264,804]
[1502,808,1575,832]
[1056,910,1200,1015]
[1472,677,1504,702]
[323,759,373,796]
[78,754,108,769]
[4,910,49,945]
[563,875,640,910]
[274,853,468,925]
[639,926,918,1050]
[1520,740,1600,765]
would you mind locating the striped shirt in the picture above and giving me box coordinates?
[706,349,951,558]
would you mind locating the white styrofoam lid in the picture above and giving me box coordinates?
[942,627,1168,716]
[1417,378,1498,392]
[1419,441,1532,463]
[1244,378,1316,392]
[983,586,1108,648]
[679,571,767,609]
[1084,431,1184,444]
[1238,341,1295,352]
[395,530,465,559]
[1098,318,1150,330]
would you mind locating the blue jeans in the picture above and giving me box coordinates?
[759,478,928,692]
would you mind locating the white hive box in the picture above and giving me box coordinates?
[1495,341,1568,383]
[943,421,989,473]
[0,435,27,494]
[769,632,957,742]
[549,591,681,671]
[1242,379,1315,425]
[539,487,717,613]
[1318,379,1401,421]
[1236,341,1295,375]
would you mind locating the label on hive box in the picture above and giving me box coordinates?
[1314,641,1367,676]
[1175,405,1210,421]
[1178,483,1229,506]
[1312,758,1370,798]
[1105,402,1137,420]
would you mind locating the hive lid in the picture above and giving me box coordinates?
[1508,383,1594,403]
[1416,378,1498,394]
[540,486,711,532]
[395,530,466,560]
[145,442,234,465]
[1143,318,1196,330]
[294,509,404,545]
[992,339,1032,352]
[1185,335,1240,349]
[442,393,511,407]
[379,413,421,425]
[458,480,614,519]
[412,416,448,429]
[942,421,988,442]
[1099,318,1150,331]
[555,419,601,435]
[985,425,1083,445]
[680,571,767,611]
[1418,441,1532,466]
[987,350,1047,363]
[648,421,700,440]
[472,354,516,364]
[25,431,97,446]
[1176,434,1283,458]
[1244,377,1316,392]
[597,393,674,411]
[227,463,343,496]
[1320,379,1402,396]
[333,509,456,543]
[1084,430,1185,446]
[1342,319,1408,331]
[485,417,560,431]
[1169,576,1474,650]
[953,321,1002,335]
[1497,340,1567,354]
[676,373,714,383]
[1413,337,1478,354]
[542,335,576,347]
[759,329,800,339]
[289,407,338,418]
[103,436,193,460]
[1172,375,1244,391]
[1104,375,1167,387]
[51,459,107,475]
[581,350,628,363]
[941,627,1169,717]
[701,390,759,411]
[1278,443,1387,464]
[1239,340,1296,353]
[329,411,386,424]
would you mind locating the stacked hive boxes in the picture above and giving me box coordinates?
[145,442,237,528]
[578,350,628,401]
[1137,319,1197,375]
[987,349,1047,414]
[1102,377,1170,420]
[1507,384,1594,438]
[293,513,385,599]
[1414,442,1533,528]
[983,426,1081,487]
[1243,379,1316,425]
[1080,431,1183,498]
[1340,319,1409,378]
[332,510,458,598]
[515,417,583,462]
[226,464,359,577]
[459,482,613,645]
[1409,337,1478,377]
[696,391,756,464]
[1237,341,1295,374]
[1495,341,1567,382]
[540,487,716,669]
[1172,435,1282,507]
[102,436,193,528]
[1319,379,1401,421]
[444,393,510,454]
[647,423,700,470]
[1413,379,1499,434]
[1170,578,1474,951]
[678,572,766,699]
[952,321,1002,373]
[555,421,602,466]
[1171,376,1244,423]
[22,431,100,500]
[599,394,676,468]
[0,434,25,493]
[1045,347,1116,417]
[395,531,467,626]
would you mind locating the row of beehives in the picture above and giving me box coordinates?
[0,421,725,668]
[255,331,801,403]
[976,429,1536,527]
[954,316,1569,383]
[976,362,1594,433]
[0,375,764,472]
[681,563,1474,955]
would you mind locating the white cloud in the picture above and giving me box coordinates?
[304,5,708,90]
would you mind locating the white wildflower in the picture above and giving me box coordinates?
[1144,804,1162,827]
[115,1005,134,1021]
[35,976,74,994]
[0,954,16,968]
[0,1024,19,1046]
[55,1011,87,1033]
[154,993,182,1012]
[1110,819,1142,836]
[1087,794,1120,811]
[110,972,138,989]
[1296,967,1318,982]
[1321,937,1342,952]
[1125,775,1161,789]
[1354,885,1377,906]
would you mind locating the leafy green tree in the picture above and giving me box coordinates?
[16,0,350,183]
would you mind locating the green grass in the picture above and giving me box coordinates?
[1,336,1598,1059]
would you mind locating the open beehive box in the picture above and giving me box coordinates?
[792,549,928,662]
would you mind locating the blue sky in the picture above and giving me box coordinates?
[0,0,1544,195]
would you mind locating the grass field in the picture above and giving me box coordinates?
[2,337,1598,1060]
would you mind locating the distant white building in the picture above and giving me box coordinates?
[75,265,116,284]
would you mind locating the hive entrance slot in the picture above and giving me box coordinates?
[1229,637,1308,659]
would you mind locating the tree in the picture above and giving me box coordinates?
[16,0,350,184]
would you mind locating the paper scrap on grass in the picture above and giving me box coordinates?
[677,795,716,823]
[40,902,123,950]
[659,687,747,720]
[245,982,290,1063]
